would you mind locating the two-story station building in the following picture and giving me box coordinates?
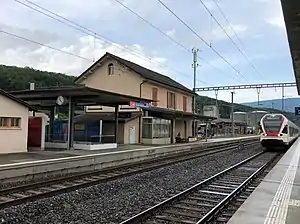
[74,52,213,144]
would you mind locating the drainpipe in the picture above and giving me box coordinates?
[138,80,148,143]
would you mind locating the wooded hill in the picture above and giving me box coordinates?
[0,64,295,121]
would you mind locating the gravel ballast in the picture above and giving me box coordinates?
[0,145,263,224]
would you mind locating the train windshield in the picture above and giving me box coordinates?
[262,115,283,132]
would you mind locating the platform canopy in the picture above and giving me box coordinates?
[281,0,300,94]
[9,85,152,108]
[143,106,216,121]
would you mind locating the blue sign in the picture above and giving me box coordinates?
[295,107,300,116]
[135,102,151,108]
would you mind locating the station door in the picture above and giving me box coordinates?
[28,117,42,147]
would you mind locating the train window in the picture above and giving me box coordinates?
[263,120,283,132]
[282,125,288,134]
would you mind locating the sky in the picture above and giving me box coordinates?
[0,0,298,104]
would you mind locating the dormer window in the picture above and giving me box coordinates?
[108,63,114,75]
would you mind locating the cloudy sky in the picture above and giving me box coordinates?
[0,0,297,104]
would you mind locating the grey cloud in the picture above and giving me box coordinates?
[0,24,61,51]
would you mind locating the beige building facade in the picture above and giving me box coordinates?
[0,90,35,154]
[75,52,196,144]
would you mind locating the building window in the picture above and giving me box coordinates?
[11,118,21,127]
[183,96,187,112]
[0,117,9,127]
[108,63,114,75]
[152,87,158,106]
[167,91,176,109]
[142,117,171,139]
[0,117,21,128]
[142,118,153,139]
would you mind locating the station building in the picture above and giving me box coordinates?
[74,52,212,144]
[0,89,35,154]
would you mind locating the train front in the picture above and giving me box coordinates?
[260,114,288,149]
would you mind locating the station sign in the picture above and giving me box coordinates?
[130,101,151,108]
[295,107,300,116]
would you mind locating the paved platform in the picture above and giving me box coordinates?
[200,136,255,143]
[228,137,300,224]
[0,135,257,166]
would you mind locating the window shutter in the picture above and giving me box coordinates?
[183,96,187,111]
[152,88,158,106]
[174,93,176,109]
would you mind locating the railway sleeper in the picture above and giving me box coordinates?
[205,187,235,194]
[173,204,208,213]
[188,196,220,203]
[213,181,240,188]
[164,209,202,219]
[0,196,14,202]
[10,193,28,198]
[208,184,237,190]
[25,190,42,195]
[154,215,196,224]
[181,200,216,208]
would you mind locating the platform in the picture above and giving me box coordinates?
[0,135,259,183]
[228,137,300,224]
[0,135,257,166]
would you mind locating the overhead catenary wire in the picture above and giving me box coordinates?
[200,0,266,81]
[211,0,266,81]
[0,29,92,61]
[113,0,240,84]
[13,0,210,85]
[156,0,250,83]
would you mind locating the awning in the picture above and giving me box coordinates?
[9,85,152,108]
[281,0,300,93]
[143,107,216,121]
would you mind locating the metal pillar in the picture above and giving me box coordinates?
[114,105,119,144]
[231,92,234,137]
[257,88,261,107]
[205,121,208,142]
[215,90,219,136]
[67,97,75,150]
[282,85,285,112]
[215,90,219,109]
[138,80,147,143]
[192,48,199,137]
[255,88,261,133]
[49,106,55,142]
[99,120,103,143]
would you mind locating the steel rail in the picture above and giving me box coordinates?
[196,152,278,223]
[120,151,274,224]
[0,140,259,209]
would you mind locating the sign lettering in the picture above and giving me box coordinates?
[129,101,151,108]
[295,107,300,116]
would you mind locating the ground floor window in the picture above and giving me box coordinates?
[142,117,171,139]
[0,117,21,128]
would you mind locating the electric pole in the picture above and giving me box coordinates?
[192,48,199,137]
[231,92,234,137]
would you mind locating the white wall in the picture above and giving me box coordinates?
[0,94,29,154]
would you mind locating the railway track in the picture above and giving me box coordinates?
[120,151,279,224]
[0,140,259,209]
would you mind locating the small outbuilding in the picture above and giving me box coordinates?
[0,89,35,154]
